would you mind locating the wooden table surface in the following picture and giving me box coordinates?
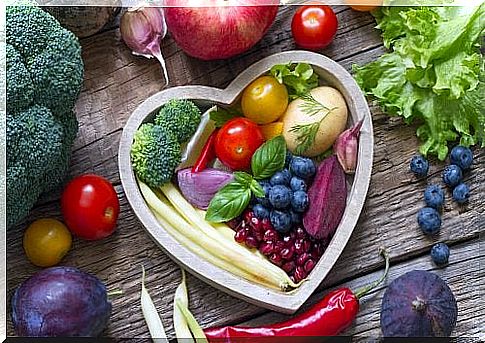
[7,5,485,340]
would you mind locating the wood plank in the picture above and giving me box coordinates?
[238,238,484,339]
[7,6,484,339]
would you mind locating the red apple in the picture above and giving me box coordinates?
[164,0,279,60]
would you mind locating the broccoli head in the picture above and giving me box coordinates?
[6,2,84,228]
[154,99,202,143]
[131,124,181,188]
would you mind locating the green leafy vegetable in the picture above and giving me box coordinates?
[251,135,287,179]
[270,63,319,99]
[209,106,243,128]
[354,4,485,160]
[206,136,287,222]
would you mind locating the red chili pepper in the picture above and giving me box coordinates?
[205,249,389,342]
[192,129,218,173]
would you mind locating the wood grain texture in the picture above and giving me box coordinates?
[6,5,484,339]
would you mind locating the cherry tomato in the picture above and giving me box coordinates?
[346,0,382,12]
[23,218,72,267]
[241,76,288,125]
[61,174,119,240]
[215,118,265,170]
[291,5,338,51]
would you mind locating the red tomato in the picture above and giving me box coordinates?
[215,118,265,171]
[61,174,119,240]
[291,5,338,51]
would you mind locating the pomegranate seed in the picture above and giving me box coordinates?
[259,241,274,256]
[251,217,263,233]
[263,229,278,242]
[274,241,285,253]
[282,261,296,273]
[245,236,259,249]
[310,247,320,259]
[240,220,247,230]
[269,253,283,266]
[234,229,247,243]
[302,240,311,254]
[280,247,295,260]
[282,234,295,247]
[304,258,316,273]
[293,266,307,283]
[227,219,238,230]
[244,211,254,222]
[254,230,263,242]
[295,227,306,239]
[296,253,310,266]
[261,218,272,231]
[294,239,304,255]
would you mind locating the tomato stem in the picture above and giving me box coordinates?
[354,248,390,299]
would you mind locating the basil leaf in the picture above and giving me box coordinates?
[205,181,251,223]
[251,135,287,180]
[250,179,264,198]
[234,171,253,187]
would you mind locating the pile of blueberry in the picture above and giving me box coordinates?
[410,145,474,267]
[252,152,316,233]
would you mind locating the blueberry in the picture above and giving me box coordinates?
[289,210,301,225]
[285,151,293,168]
[424,184,444,209]
[452,183,470,204]
[290,176,307,192]
[410,155,429,177]
[270,169,291,186]
[257,180,272,208]
[252,204,270,219]
[290,157,316,180]
[417,207,441,235]
[450,145,473,170]
[442,165,463,187]
[270,210,292,233]
[430,243,450,266]
[269,185,292,209]
[291,190,309,213]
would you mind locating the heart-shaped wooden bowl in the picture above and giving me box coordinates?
[119,51,373,314]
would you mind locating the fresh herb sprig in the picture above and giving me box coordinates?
[205,136,286,223]
[289,93,338,155]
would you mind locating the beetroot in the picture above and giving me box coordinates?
[380,270,458,337]
[303,155,347,240]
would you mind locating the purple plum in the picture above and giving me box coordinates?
[12,266,112,336]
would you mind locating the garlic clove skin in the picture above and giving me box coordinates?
[120,5,169,84]
[334,119,364,174]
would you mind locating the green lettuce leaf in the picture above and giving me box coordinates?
[354,3,485,160]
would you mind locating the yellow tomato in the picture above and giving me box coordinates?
[259,122,284,140]
[23,218,72,267]
[241,76,288,124]
[346,0,382,12]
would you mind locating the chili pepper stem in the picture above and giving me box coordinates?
[354,248,390,299]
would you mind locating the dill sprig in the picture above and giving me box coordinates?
[299,93,337,117]
[289,93,338,155]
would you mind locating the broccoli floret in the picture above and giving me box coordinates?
[6,2,83,228]
[154,99,202,143]
[131,124,181,188]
